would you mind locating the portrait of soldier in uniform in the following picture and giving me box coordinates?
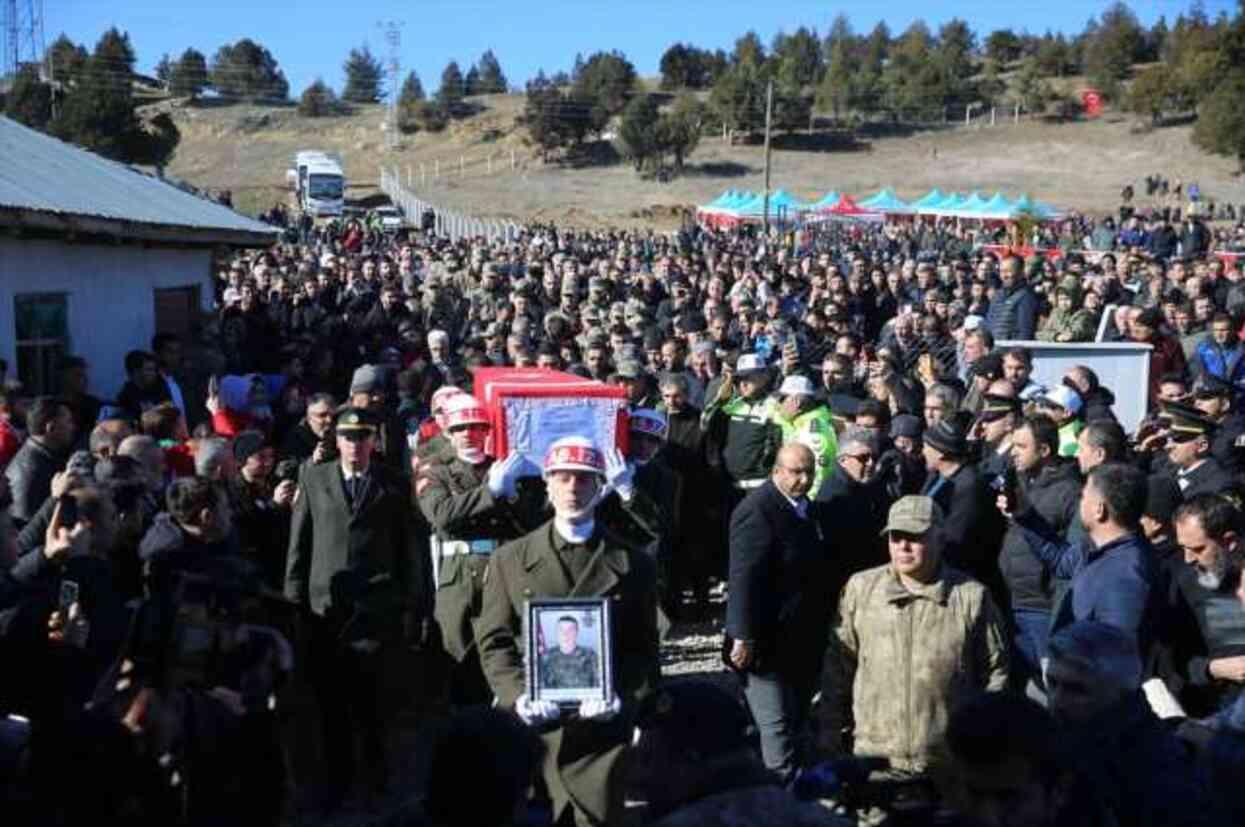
[540,615,601,690]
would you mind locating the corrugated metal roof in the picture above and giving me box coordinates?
[0,115,278,240]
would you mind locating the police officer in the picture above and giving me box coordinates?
[416,394,543,704]
[773,375,838,492]
[703,353,782,576]
[475,436,660,827]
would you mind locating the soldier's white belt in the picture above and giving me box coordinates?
[436,538,499,557]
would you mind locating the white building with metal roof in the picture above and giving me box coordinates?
[0,115,277,400]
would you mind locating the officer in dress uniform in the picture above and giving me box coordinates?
[476,436,660,827]
[415,394,545,704]
[1162,403,1237,500]
[284,406,421,810]
[1191,375,1245,478]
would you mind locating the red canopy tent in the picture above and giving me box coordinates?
[811,194,883,223]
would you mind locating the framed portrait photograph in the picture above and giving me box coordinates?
[525,597,613,709]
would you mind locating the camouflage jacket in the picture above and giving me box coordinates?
[821,563,1009,772]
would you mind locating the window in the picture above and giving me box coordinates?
[14,293,69,395]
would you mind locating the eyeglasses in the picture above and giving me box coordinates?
[844,453,876,464]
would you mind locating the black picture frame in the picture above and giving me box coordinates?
[525,596,612,710]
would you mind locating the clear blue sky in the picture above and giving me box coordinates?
[53,0,1235,96]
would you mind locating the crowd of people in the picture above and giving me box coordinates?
[2,195,1245,827]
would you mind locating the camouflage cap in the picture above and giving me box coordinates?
[880,495,942,536]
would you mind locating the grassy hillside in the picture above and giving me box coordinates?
[154,93,1245,229]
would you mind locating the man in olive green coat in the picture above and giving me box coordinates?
[416,395,545,704]
[476,436,660,827]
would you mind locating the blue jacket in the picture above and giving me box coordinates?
[1016,512,1161,656]
[985,284,1038,340]
[1194,338,1245,404]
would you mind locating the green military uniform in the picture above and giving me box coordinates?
[775,404,838,491]
[476,520,660,826]
[540,645,599,689]
[416,457,545,664]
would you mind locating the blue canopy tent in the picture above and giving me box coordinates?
[977,192,1017,220]
[858,188,914,214]
[911,189,947,212]
[926,192,968,217]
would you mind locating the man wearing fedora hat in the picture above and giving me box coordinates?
[922,418,1004,597]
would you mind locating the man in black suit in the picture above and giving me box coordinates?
[725,442,829,781]
[284,406,422,810]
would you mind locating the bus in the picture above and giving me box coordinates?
[286,151,345,217]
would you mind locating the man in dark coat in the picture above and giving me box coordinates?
[6,397,76,528]
[284,407,421,809]
[660,372,718,618]
[985,255,1038,340]
[1012,463,1162,660]
[997,416,1082,685]
[726,443,829,781]
[476,437,660,827]
[816,427,888,611]
[920,419,1004,599]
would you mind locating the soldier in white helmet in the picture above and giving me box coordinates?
[476,436,660,827]
[415,393,545,704]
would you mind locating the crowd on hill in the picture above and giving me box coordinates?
[4,197,1245,826]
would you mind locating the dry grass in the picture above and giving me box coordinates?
[157,94,1245,230]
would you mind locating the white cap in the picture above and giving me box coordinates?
[736,353,768,375]
[963,315,984,331]
[431,385,464,414]
[543,436,606,476]
[629,409,668,440]
[778,375,816,397]
[442,394,489,429]
[1041,385,1083,415]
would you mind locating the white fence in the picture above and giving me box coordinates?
[379,166,523,243]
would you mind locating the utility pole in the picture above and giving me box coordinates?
[762,79,773,234]
[377,20,404,151]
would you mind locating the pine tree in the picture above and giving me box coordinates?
[298,78,340,117]
[464,65,481,96]
[169,48,209,100]
[46,34,89,85]
[211,39,289,101]
[398,71,425,104]
[155,53,173,84]
[342,44,384,103]
[50,28,178,168]
[476,49,508,93]
[438,60,464,111]
[4,64,53,129]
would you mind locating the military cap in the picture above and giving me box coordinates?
[335,406,377,435]
[971,353,1005,381]
[1193,374,1233,400]
[880,495,944,536]
[979,392,1022,422]
[588,276,608,290]
[1164,402,1217,441]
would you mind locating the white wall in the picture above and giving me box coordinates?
[0,238,211,399]
[1000,340,1153,433]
